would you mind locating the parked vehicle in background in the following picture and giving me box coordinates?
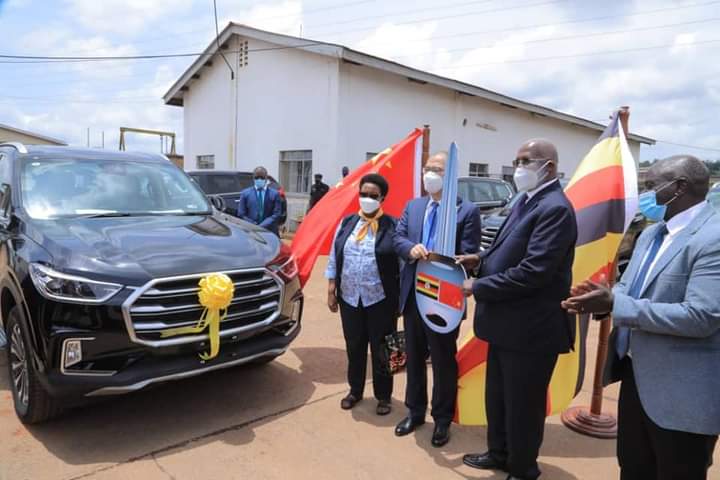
[188,170,288,224]
[0,143,303,423]
[457,176,515,218]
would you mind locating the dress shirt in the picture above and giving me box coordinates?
[325,219,386,308]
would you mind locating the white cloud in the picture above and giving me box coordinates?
[221,0,303,36]
[66,0,193,35]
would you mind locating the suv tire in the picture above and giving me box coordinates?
[6,306,62,424]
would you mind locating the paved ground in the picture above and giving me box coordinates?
[0,259,718,480]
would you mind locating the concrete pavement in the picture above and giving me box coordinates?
[0,259,717,480]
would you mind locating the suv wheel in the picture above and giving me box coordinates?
[6,306,62,424]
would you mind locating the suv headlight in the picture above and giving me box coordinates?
[267,244,298,283]
[29,264,123,304]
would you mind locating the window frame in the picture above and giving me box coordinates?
[279,150,313,195]
[196,154,215,170]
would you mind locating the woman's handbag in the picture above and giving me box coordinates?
[381,331,407,375]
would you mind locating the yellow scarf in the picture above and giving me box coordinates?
[356,208,384,243]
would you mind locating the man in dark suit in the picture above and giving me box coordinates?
[458,139,577,480]
[308,173,330,211]
[236,166,283,236]
[393,151,482,447]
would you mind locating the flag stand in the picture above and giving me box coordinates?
[561,107,631,439]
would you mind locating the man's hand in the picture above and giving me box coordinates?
[410,243,429,260]
[455,254,481,271]
[462,279,475,297]
[561,275,613,315]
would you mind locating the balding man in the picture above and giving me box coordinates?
[563,155,719,480]
[393,151,481,447]
[458,139,577,480]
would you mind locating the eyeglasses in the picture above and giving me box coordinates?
[423,166,445,174]
[359,192,381,200]
[512,157,549,168]
[253,175,267,180]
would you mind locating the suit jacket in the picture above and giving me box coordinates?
[473,181,577,354]
[236,187,283,235]
[603,204,720,436]
[394,196,482,313]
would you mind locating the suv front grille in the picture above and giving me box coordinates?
[122,269,283,347]
[481,226,500,250]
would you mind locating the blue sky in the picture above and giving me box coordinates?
[1,0,718,161]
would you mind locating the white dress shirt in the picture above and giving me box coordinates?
[640,200,708,290]
[525,178,559,202]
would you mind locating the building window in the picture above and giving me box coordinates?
[469,162,489,177]
[279,150,312,194]
[196,154,215,170]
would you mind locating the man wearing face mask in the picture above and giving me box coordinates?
[393,151,482,447]
[308,173,330,211]
[236,166,284,236]
[562,155,720,480]
[457,139,577,480]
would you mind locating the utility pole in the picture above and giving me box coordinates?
[86,127,90,148]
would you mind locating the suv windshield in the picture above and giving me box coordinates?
[458,179,513,203]
[21,159,211,219]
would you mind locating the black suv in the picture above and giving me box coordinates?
[188,170,287,224]
[0,143,303,423]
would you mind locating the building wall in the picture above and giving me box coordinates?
[0,128,64,146]
[336,62,643,181]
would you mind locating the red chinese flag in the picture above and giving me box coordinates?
[439,280,464,310]
[291,129,423,286]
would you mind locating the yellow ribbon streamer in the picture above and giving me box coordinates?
[355,208,384,243]
[160,273,235,361]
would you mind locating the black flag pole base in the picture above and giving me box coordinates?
[561,406,617,439]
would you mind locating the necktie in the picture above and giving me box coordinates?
[256,189,265,222]
[422,202,439,251]
[616,223,668,358]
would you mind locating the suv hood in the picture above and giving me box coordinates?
[25,214,280,285]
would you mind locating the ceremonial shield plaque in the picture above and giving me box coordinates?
[415,253,467,334]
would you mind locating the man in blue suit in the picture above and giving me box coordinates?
[393,151,482,447]
[563,155,719,480]
[459,139,577,480]
[236,166,283,236]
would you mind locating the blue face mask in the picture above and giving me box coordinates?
[254,178,267,189]
[639,180,678,222]
[638,190,667,222]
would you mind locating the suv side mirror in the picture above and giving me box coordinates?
[208,195,226,212]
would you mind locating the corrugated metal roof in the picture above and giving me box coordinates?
[163,23,655,145]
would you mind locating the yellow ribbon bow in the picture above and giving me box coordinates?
[160,273,235,361]
[355,208,384,243]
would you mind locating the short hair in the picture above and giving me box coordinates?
[314,173,323,179]
[360,173,389,197]
[654,155,710,197]
[254,166,268,176]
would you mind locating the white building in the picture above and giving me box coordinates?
[164,24,654,220]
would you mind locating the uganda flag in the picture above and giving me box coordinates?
[416,273,440,300]
[455,111,638,425]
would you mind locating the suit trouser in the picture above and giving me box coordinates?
[339,298,396,401]
[618,358,718,480]
[486,344,558,480]
[403,295,459,426]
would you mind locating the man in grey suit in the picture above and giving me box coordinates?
[563,155,719,480]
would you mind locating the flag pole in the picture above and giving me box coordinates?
[561,106,631,439]
[421,125,431,196]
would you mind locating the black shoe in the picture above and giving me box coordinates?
[394,416,425,436]
[340,393,360,410]
[376,399,392,416]
[463,452,507,471]
[431,424,450,447]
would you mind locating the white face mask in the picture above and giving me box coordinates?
[513,161,549,192]
[423,171,444,194]
[359,197,381,214]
